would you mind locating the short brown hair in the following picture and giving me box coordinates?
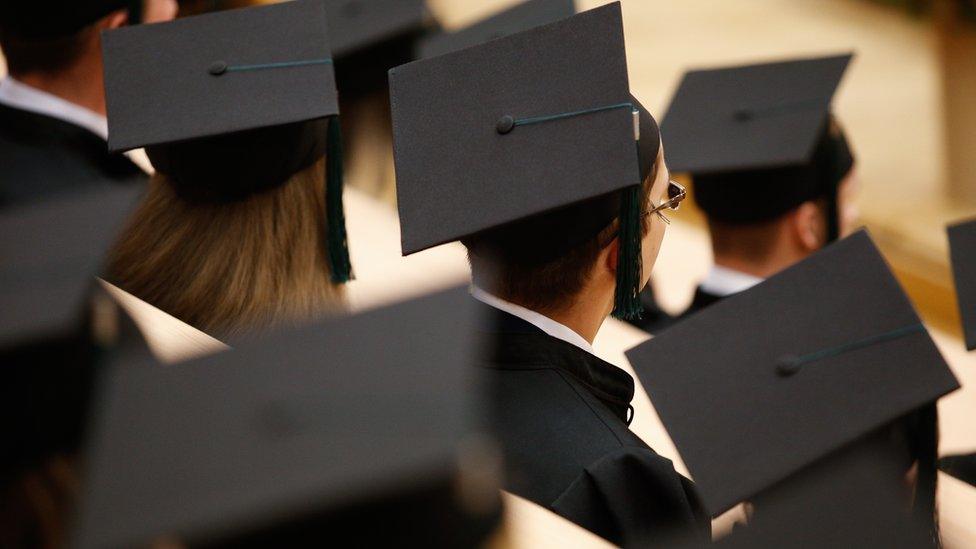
[707,196,829,262]
[465,165,657,315]
[0,26,96,76]
[107,158,345,337]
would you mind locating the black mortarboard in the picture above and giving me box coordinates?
[716,435,932,548]
[102,0,352,282]
[626,230,959,517]
[417,0,576,59]
[0,187,146,485]
[947,218,976,350]
[663,54,855,239]
[390,2,660,319]
[75,287,502,548]
[322,0,428,59]
[177,0,432,96]
[324,0,432,97]
[0,0,141,39]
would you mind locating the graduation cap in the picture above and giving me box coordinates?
[0,187,146,485]
[325,0,433,98]
[321,0,429,59]
[0,0,142,39]
[75,287,502,548]
[716,435,932,548]
[662,54,855,240]
[417,0,576,59]
[390,2,661,319]
[626,230,959,519]
[177,0,431,59]
[101,0,352,282]
[947,217,976,350]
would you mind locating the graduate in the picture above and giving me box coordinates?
[628,231,958,547]
[390,4,708,546]
[74,288,502,548]
[101,0,353,337]
[0,187,149,548]
[629,55,859,333]
[0,0,176,207]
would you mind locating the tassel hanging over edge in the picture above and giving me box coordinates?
[611,185,643,321]
[326,116,352,283]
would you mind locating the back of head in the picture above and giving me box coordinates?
[464,170,656,316]
[107,159,345,338]
[102,1,353,336]
[0,1,137,76]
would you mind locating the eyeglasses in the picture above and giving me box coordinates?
[643,180,686,225]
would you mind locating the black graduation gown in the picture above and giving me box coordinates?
[479,304,711,547]
[626,285,677,335]
[0,103,146,208]
[627,285,726,335]
[939,452,976,487]
[678,286,725,320]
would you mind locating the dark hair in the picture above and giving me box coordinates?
[465,165,657,314]
[0,26,95,76]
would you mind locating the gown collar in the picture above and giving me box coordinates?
[477,299,636,424]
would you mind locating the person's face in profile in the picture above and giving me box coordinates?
[639,144,671,288]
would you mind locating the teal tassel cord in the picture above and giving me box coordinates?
[611,185,644,320]
[326,116,352,283]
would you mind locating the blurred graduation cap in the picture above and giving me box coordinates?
[417,0,576,59]
[0,0,143,39]
[626,231,959,521]
[663,54,855,241]
[325,0,435,97]
[947,217,976,350]
[75,287,502,548]
[390,2,661,319]
[101,0,352,282]
[0,187,147,485]
[715,435,932,548]
[178,0,434,95]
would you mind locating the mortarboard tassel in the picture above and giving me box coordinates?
[611,185,643,321]
[326,116,352,283]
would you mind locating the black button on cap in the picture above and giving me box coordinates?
[733,108,754,122]
[209,61,228,76]
[776,355,802,377]
[496,115,515,134]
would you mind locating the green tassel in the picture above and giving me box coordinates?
[611,185,644,321]
[326,116,352,283]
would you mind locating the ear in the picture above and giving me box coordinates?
[101,9,130,30]
[603,237,619,277]
[792,202,823,252]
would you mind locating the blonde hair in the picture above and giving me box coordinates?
[107,158,345,337]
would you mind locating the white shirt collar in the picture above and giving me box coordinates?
[0,76,109,140]
[470,286,597,356]
[699,265,764,297]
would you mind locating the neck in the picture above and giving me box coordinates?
[530,291,611,346]
[13,57,106,116]
[712,250,805,280]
